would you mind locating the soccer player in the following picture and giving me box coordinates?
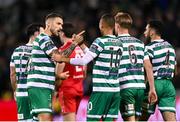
[55,23,87,121]
[114,12,157,121]
[52,13,123,121]
[140,20,177,121]
[26,13,84,121]
[10,23,43,121]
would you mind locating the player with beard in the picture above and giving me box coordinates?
[27,13,84,121]
[140,20,177,121]
[52,13,123,121]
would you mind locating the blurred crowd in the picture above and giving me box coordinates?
[0,0,180,98]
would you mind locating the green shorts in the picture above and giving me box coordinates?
[28,87,53,116]
[142,79,176,114]
[87,92,120,121]
[120,88,144,117]
[16,96,32,120]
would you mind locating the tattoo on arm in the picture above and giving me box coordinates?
[61,43,76,57]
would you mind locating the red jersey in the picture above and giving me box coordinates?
[59,41,85,93]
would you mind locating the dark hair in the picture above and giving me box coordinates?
[45,12,63,22]
[148,20,163,36]
[26,23,43,38]
[62,23,75,38]
[115,12,133,29]
[101,13,115,28]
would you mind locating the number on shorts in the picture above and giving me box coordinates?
[88,102,93,111]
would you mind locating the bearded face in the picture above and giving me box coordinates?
[50,17,63,37]
[144,24,151,45]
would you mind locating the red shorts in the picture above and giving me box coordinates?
[59,90,83,114]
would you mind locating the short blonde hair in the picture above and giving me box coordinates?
[115,12,133,29]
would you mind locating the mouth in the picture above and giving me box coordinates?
[57,30,61,33]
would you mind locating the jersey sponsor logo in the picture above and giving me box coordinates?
[157,68,172,77]
[126,66,142,72]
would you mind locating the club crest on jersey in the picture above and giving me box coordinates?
[45,41,54,50]
[90,44,99,53]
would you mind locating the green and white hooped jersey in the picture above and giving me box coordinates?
[10,44,33,97]
[144,39,176,80]
[89,35,123,93]
[117,34,146,90]
[27,33,57,90]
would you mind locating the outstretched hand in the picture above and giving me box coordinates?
[73,30,85,45]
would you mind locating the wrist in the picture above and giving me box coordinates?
[150,87,155,91]
[72,41,78,46]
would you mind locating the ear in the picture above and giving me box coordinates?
[45,20,51,28]
[150,29,155,37]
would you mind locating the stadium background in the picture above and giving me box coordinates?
[0,0,180,120]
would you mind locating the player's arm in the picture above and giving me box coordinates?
[175,64,178,76]
[52,50,94,65]
[10,66,17,92]
[55,63,69,91]
[62,30,85,57]
[144,59,157,103]
[79,43,89,53]
[174,57,178,76]
[50,31,85,59]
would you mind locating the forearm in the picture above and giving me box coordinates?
[10,67,17,92]
[147,70,155,90]
[80,43,89,53]
[61,42,78,57]
[144,60,155,90]
[174,64,178,76]
[70,51,94,65]
[10,73,17,91]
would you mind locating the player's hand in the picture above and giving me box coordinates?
[148,88,157,104]
[73,30,85,45]
[52,53,63,62]
[59,71,70,80]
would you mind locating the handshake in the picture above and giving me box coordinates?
[52,30,85,62]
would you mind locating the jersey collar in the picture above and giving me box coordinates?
[26,43,33,46]
[106,34,116,37]
[118,34,130,37]
[152,39,164,42]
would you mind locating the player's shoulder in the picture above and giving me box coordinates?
[117,35,143,43]
[36,33,50,42]
[163,40,174,47]
[95,35,117,43]
[14,45,26,51]
[98,35,116,39]
[131,36,144,44]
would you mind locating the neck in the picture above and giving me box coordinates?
[28,36,35,44]
[103,29,113,36]
[118,28,129,35]
[151,35,161,41]
[44,28,52,36]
